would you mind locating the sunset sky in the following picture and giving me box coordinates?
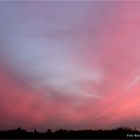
[1,1,140,131]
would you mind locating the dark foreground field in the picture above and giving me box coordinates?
[0,127,139,139]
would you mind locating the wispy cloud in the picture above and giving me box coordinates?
[1,1,140,131]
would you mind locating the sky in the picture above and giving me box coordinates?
[1,1,140,131]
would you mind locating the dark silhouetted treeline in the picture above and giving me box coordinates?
[0,127,140,139]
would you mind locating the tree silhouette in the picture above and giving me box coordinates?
[0,126,139,139]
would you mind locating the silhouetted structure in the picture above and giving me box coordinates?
[0,127,140,139]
